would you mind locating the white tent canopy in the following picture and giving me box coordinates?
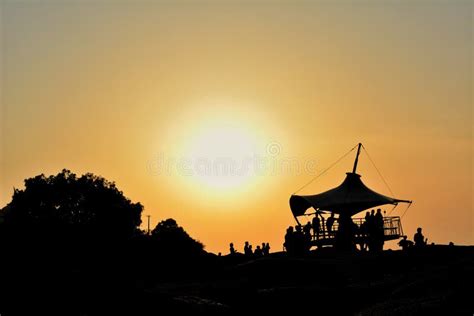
[290,172,411,218]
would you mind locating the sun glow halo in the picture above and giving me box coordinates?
[184,125,259,190]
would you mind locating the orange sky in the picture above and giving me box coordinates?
[1,1,472,253]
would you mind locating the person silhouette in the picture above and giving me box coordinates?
[367,209,376,251]
[326,213,335,236]
[375,209,383,231]
[359,211,371,251]
[304,221,312,235]
[312,214,321,239]
[244,241,251,256]
[254,245,263,257]
[369,209,375,230]
[261,242,266,256]
[414,227,427,248]
[398,236,413,251]
[374,209,385,252]
[294,225,309,255]
[303,221,312,247]
[284,226,294,254]
[265,242,270,255]
[229,242,236,255]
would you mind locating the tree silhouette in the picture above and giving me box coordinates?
[0,169,142,242]
[151,218,204,256]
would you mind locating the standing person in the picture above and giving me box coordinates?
[229,242,236,255]
[363,211,370,236]
[294,225,305,255]
[367,209,375,251]
[327,213,335,237]
[414,227,427,248]
[244,241,250,256]
[335,214,356,251]
[321,216,326,238]
[303,222,312,252]
[375,209,384,232]
[265,243,271,255]
[284,226,294,254]
[368,209,376,232]
[360,211,371,251]
[312,213,321,240]
[374,209,385,252]
[303,221,312,241]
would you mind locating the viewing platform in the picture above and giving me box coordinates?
[310,216,404,248]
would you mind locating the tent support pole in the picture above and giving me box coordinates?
[352,143,362,173]
[294,216,301,226]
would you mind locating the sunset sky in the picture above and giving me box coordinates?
[1,1,472,253]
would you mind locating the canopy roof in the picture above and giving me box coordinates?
[290,172,411,217]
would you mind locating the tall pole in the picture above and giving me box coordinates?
[352,143,362,174]
[146,215,151,235]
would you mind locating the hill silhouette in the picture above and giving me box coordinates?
[0,170,472,315]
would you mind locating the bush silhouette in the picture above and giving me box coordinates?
[151,218,204,256]
[0,169,142,243]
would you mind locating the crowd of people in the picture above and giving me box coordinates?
[228,214,430,257]
[228,241,271,257]
[398,227,429,250]
[283,209,391,254]
[283,225,312,256]
[359,209,385,252]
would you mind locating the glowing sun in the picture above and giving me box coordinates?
[185,125,259,190]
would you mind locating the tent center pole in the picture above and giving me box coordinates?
[352,143,362,173]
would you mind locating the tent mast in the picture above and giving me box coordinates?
[352,143,362,173]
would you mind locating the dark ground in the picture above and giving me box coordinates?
[0,244,472,315]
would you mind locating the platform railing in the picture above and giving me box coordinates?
[310,216,403,242]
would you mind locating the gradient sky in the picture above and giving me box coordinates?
[1,1,472,253]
